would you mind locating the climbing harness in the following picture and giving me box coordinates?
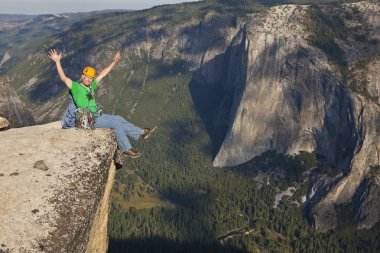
[75,107,95,129]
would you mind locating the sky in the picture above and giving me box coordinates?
[0,0,200,15]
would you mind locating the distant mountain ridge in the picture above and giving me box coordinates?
[0,11,133,68]
[0,14,34,22]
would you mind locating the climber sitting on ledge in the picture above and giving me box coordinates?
[48,49,156,159]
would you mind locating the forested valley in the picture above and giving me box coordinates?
[107,68,380,253]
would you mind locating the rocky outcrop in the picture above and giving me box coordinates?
[0,78,35,127]
[355,175,380,229]
[0,122,117,252]
[0,116,9,129]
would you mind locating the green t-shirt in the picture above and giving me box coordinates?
[71,79,98,113]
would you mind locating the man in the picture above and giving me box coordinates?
[49,49,156,158]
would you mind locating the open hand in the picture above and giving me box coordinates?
[48,49,62,63]
[113,51,121,63]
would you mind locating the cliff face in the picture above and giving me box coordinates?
[312,85,380,232]
[0,122,117,252]
[0,78,35,127]
[209,2,380,232]
[213,6,357,169]
[306,2,380,232]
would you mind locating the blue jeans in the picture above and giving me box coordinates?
[94,114,143,152]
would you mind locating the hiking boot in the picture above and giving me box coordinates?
[141,125,157,140]
[123,149,141,159]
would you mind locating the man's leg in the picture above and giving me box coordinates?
[114,115,144,140]
[113,115,156,140]
[94,114,132,152]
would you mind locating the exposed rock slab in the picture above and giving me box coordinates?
[0,121,117,252]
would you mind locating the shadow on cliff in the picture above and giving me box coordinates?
[189,77,229,158]
[188,30,246,159]
[108,237,248,253]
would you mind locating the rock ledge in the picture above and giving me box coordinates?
[0,121,117,253]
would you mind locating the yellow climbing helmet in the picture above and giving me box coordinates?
[82,66,96,78]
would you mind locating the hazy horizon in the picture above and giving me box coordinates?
[0,0,200,15]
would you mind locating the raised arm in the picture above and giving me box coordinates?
[48,49,72,89]
[96,51,121,83]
